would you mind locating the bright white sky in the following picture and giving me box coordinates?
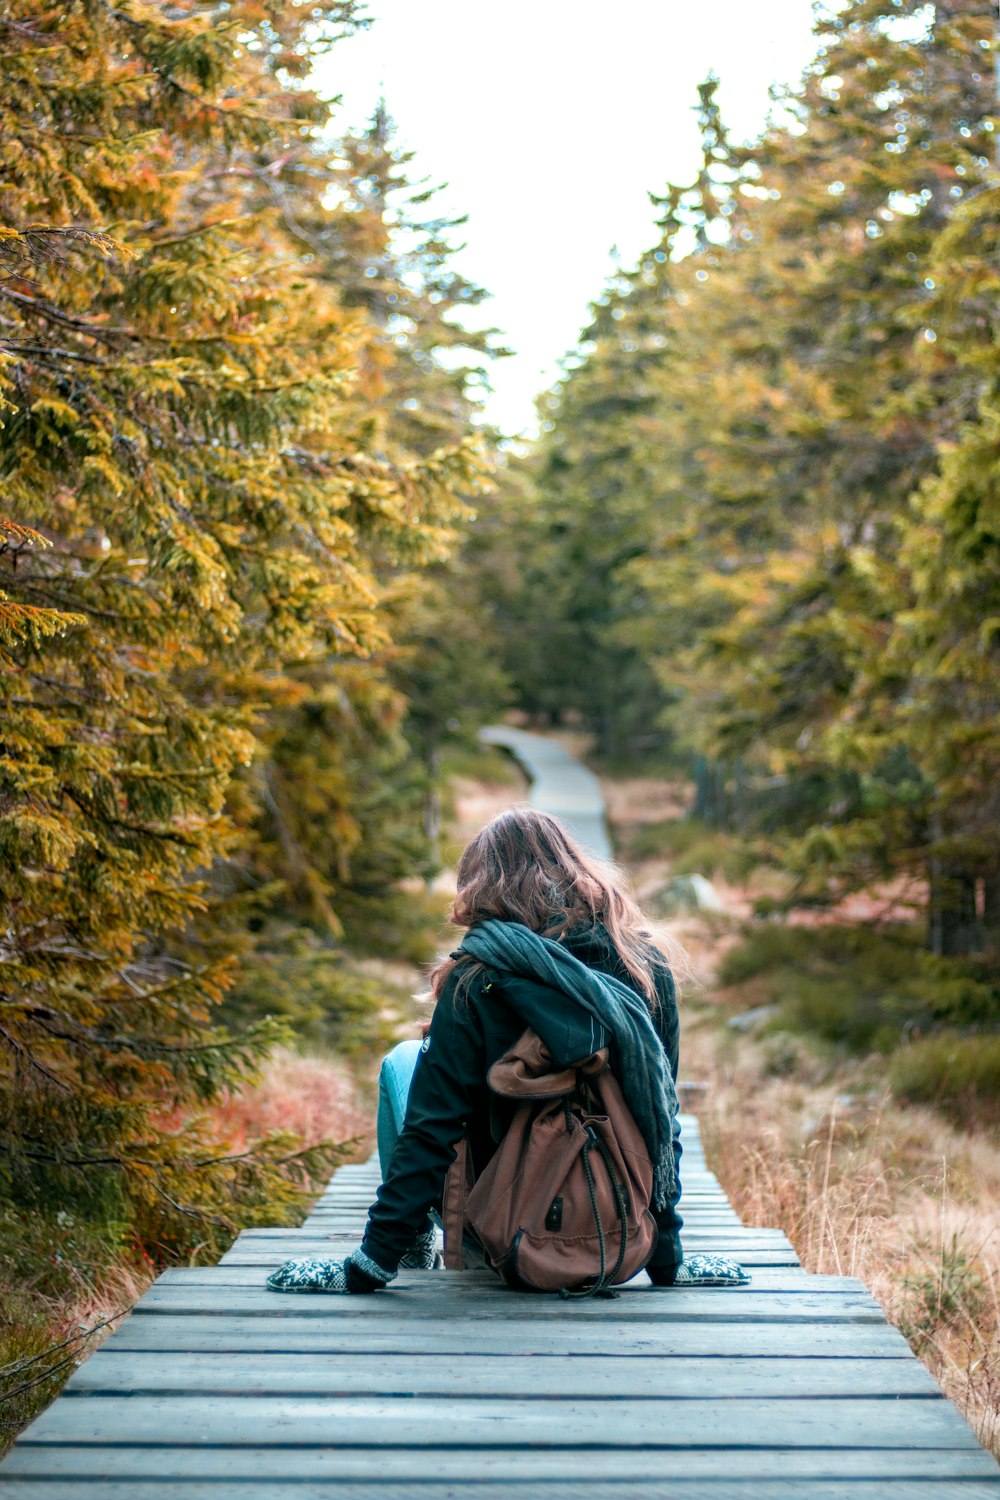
[314,1,821,438]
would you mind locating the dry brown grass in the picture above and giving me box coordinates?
[45,1258,158,1363]
[681,1007,1000,1456]
[207,1045,373,1158]
[601,774,690,831]
[601,752,1000,1460]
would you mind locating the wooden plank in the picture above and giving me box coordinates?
[164,1262,820,1288]
[131,1284,885,1320]
[217,1247,803,1268]
[65,1351,940,1398]
[220,1236,799,1253]
[18,1394,983,1450]
[4,1483,1000,1500]
[233,1224,794,1242]
[103,1313,915,1356]
[290,1228,783,1247]
[5,1445,998,1486]
[220,1235,799,1254]
[156,1265,824,1291]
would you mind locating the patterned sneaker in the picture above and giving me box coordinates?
[398,1223,444,1270]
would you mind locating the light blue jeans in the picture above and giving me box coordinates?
[376,1038,423,1180]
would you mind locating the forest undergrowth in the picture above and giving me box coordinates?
[0,745,522,1455]
[604,771,1000,1460]
[0,1048,372,1455]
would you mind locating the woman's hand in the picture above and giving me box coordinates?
[266,1249,396,1294]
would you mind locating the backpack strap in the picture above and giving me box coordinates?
[442,1137,474,1270]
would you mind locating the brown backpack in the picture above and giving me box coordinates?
[442,1027,658,1296]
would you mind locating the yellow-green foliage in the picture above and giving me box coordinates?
[0,2,489,1257]
[618,816,755,883]
[482,0,1000,962]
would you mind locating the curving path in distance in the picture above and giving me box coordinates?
[479,724,613,861]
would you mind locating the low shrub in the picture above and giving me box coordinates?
[623,817,756,882]
[220,922,423,1060]
[719,924,1000,1055]
[898,1233,988,1350]
[889,1034,1000,1132]
[439,742,526,789]
[717,923,823,986]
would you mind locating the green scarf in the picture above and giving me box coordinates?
[460,919,678,1207]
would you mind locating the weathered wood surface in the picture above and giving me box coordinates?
[2,725,997,1496]
[3,1116,997,1497]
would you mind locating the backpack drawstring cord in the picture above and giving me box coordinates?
[558,1126,629,1301]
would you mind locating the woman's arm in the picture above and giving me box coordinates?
[360,970,485,1274]
[646,955,684,1280]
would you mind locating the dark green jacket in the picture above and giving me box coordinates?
[361,923,683,1275]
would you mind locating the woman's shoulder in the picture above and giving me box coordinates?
[433,953,499,1015]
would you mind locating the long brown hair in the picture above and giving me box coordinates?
[430,807,679,1007]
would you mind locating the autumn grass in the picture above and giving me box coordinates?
[682,1005,1000,1456]
[209,1045,373,1156]
[602,756,1000,1461]
[0,1047,372,1456]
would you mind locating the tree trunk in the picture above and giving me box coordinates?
[692,755,727,827]
[982,871,1000,945]
[928,858,981,955]
[423,744,441,875]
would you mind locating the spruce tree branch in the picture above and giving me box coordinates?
[0,1312,126,1378]
[21,1009,241,1061]
[0,1025,72,1092]
[104,7,275,126]
[20,1145,162,1169]
[147,1180,236,1231]
[189,1141,347,1171]
[60,787,201,847]
[0,289,149,344]
[0,287,259,350]
[0,341,110,366]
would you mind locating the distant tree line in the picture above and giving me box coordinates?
[481,0,999,959]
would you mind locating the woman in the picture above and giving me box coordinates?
[266,806,744,1295]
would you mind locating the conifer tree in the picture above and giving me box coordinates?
[0,0,484,1249]
[668,0,995,920]
[499,0,998,960]
[858,181,1000,952]
[221,100,505,928]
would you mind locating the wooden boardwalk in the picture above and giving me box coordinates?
[3,726,998,1496]
[2,1122,998,1497]
[479,724,613,860]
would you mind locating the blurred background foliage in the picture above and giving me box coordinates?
[475,0,1000,969]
